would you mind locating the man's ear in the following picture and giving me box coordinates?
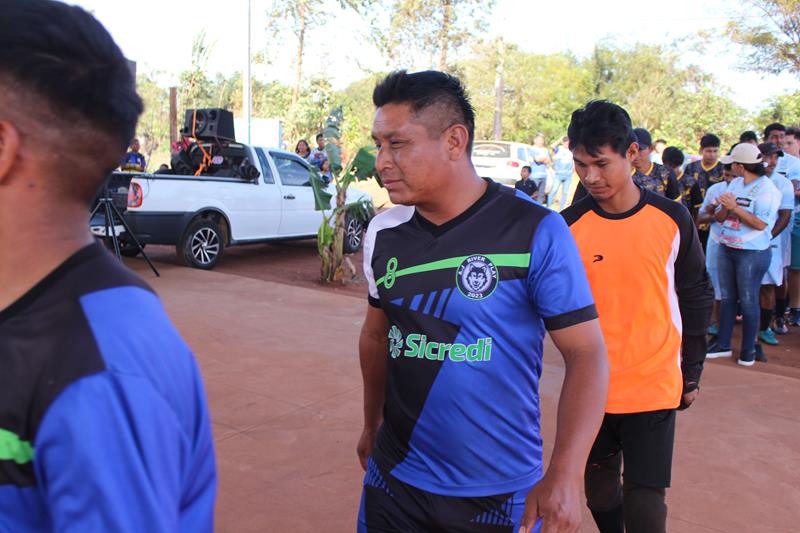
[626,141,639,163]
[0,121,21,185]
[446,123,470,160]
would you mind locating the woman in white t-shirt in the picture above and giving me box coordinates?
[707,143,780,366]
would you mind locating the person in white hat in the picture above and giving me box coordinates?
[707,143,781,366]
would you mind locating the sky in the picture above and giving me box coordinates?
[74,0,797,113]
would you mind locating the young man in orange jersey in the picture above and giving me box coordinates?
[561,101,713,533]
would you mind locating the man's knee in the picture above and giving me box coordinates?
[585,454,623,511]
[622,480,667,533]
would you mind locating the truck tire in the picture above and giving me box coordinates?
[178,217,224,269]
[343,214,365,254]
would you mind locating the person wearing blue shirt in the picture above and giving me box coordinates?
[529,133,550,200]
[549,136,574,210]
[121,137,146,172]
[708,143,781,366]
[0,2,216,531]
[359,70,608,533]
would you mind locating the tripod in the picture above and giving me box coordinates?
[89,190,160,277]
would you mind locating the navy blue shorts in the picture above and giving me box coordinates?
[357,458,539,532]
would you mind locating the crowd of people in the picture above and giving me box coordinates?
[515,121,800,367]
[294,133,333,183]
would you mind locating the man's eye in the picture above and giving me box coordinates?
[390,140,405,147]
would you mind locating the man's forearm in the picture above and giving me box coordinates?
[548,347,608,475]
[359,330,387,429]
[773,211,792,238]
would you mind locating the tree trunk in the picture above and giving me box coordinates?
[293,0,307,106]
[493,38,505,141]
[437,0,453,71]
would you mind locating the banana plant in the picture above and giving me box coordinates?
[310,107,376,283]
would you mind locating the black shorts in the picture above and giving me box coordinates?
[588,409,676,488]
[357,458,536,532]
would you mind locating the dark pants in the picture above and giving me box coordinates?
[717,246,771,355]
[585,410,675,533]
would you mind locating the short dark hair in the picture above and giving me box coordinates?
[662,146,684,168]
[741,162,767,176]
[763,123,786,139]
[522,165,532,172]
[700,134,721,149]
[722,162,733,172]
[316,133,324,141]
[786,127,800,140]
[373,70,476,152]
[739,131,758,144]
[567,100,636,157]
[0,0,141,149]
[0,0,143,199]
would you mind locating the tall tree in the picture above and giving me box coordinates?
[724,0,800,77]
[372,0,494,70]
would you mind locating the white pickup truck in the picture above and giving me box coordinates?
[115,143,373,269]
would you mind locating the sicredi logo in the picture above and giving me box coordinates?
[402,334,492,362]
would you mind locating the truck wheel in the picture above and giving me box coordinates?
[343,214,365,254]
[178,218,224,269]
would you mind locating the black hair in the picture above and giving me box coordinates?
[522,165,532,172]
[567,100,636,157]
[0,0,142,151]
[739,131,758,144]
[786,126,800,140]
[316,133,324,141]
[722,163,733,172]
[741,162,767,176]
[373,70,476,152]
[763,122,786,139]
[700,133,721,149]
[295,139,310,154]
[662,146,684,168]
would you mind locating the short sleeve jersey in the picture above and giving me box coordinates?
[719,176,780,251]
[770,172,795,265]
[514,178,538,198]
[775,153,800,232]
[553,147,574,179]
[681,160,723,209]
[0,243,216,532]
[529,146,549,180]
[632,162,680,200]
[700,180,730,244]
[363,181,597,497]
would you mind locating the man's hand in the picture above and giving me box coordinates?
[719,192,738,210]
[356,426,379,471]
[679,389,699,411]
[518,469,582,533]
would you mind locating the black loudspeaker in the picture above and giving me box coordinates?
[180,108,236,142]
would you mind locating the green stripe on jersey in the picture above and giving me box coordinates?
[0,428,34,465]
[376,253,531,288]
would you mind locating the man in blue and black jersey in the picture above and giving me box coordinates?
[0,2,216,531]
[357,70,609,533]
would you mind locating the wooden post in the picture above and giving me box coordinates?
[169,87,178,150]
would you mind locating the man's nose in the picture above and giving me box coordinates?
[376,145,393,172]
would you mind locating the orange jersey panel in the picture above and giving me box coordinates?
[569,204,683,413]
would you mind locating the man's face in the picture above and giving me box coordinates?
[764,153,779,176]
[722,169,736,182]
[534,136,544,147]
[783,134,799,157]
[372,103,455,206]
[655,141,666,155]
[573,143,637,202]
[766,130,785,148]
[633,145,651,171]
[131,139,140,152]
[317,137,325,149]
[701,146,719,164]
[520,167,530,180]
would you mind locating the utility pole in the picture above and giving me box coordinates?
[492,38,505,141]
[169,87,177,148]
[243,0,253,143]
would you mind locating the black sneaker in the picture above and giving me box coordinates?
[754,344,768,363]
[774,317,789,335]
[707,340,733,359]
[738,350,756,367]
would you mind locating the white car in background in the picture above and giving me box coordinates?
[471,140,553,193]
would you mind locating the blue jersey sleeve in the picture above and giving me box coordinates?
[33,370,214,533]
[527,212,598,330]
